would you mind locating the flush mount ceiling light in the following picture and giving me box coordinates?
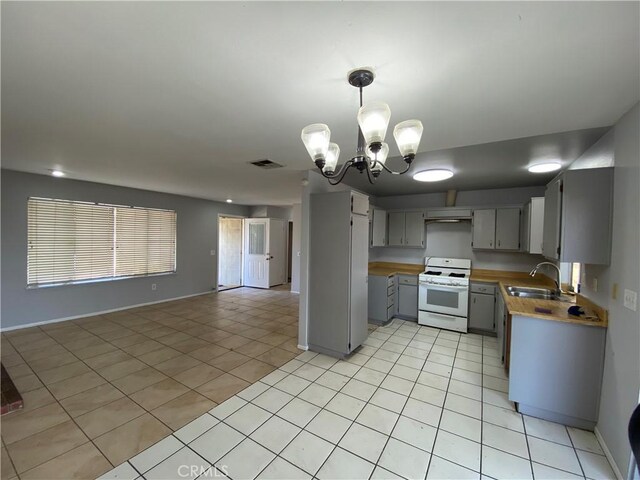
[226,199,233,203]
[49,169,65,177]
[413,169,454,182]
[301,68,424,185]
[528,162,562,173]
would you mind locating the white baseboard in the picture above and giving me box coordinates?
[297,344,309,351]
[594,426,625,480]
[0,290,213,332]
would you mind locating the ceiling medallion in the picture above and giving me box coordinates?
[301,68,424,185]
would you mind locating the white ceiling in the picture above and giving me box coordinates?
[2,2,638,205]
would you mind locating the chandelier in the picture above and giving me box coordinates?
[301,68,424,185]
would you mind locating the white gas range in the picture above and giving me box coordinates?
[418,257,471,333]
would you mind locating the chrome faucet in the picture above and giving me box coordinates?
[530,262,562,294]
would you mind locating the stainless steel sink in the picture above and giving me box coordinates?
[506,286,572,302]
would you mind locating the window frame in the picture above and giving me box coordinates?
[27,197,177,289]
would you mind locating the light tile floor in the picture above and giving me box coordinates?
[0,286,300,479]
[98,317,617,480]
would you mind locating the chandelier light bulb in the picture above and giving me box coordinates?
[357,102,391,145]
[323,143,340,175]
[301,124,331,162]
[368,142,389,173]
[394,120,424,158]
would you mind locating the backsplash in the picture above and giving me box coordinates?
[369,221,545,271]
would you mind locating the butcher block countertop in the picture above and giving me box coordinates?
[471,269,608,328]
[368,262,423,277]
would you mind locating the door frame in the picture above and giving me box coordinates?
[217,213,245,292]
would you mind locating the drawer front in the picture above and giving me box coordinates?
[398,275,418,286]
[387,276,396,287]
[387,304,395,320]
[470,283,496,295]
[387,293,396,307]
[387,285,395,297]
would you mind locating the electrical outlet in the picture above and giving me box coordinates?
[623,289,637,311]
[152,283,157,291]
[210,250,216,256]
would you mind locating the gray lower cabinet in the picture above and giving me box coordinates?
[368,274,396,324]
[396,275,418,320]
[468,282,496,333]
[509,315,606,429]
[309,190,369,357]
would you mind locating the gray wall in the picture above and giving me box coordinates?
[370,186,546,271]
[1,170,250,329]
[249,205,293,220]
[577,104,639,478]
[290,204,302,294]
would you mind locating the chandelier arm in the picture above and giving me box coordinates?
[326,160,356,186]
[364,160,377,185]
[379,161,412,175]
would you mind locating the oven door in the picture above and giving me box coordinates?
[419,281,468,317]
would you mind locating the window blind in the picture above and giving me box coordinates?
[27,198,176,287]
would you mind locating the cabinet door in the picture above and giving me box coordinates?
[370,209,387,247]
[496,208,521,250]
[543,178,562,260]
[529,197,545,255]
[469,293,495,331]
[387,212,406,246]
[496,294,505,363]
[472,209,496,249]
[349,214,369,351]
[397,284,418,319]
[404,212,425,247]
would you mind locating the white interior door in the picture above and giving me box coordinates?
[243,218,269,288]
[268,219,286,287]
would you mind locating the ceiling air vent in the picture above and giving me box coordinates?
[249,159,283,169]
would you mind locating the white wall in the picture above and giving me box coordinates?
[370,185,547,271]
[577,104,639,479]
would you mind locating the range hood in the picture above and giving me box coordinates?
[425,190,472,222]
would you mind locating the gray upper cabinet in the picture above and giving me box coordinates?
[472,209,496,249]
[387,211,425,248]
[370,208,387,247]
[496,208,521,250]
[542,178,562,260]
[404,212,425,247]
[543,168,613,264]
[522,197,545,255]
[387,212,405,246]
[473,208,521,250]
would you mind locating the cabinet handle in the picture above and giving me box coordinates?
[498,240,501,247]
[489,242,493,247]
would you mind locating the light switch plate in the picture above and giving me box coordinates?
[210,250,216,256]
[623,289,637,311]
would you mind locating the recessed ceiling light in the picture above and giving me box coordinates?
[226,199,233,203]
[50,169,65,177]
[528,162,561,173]
[413,169,454,182]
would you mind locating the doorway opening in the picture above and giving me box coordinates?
[218,215,244,291]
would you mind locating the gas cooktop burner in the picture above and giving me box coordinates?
[425,271,442,275]
[449,273,466,278]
